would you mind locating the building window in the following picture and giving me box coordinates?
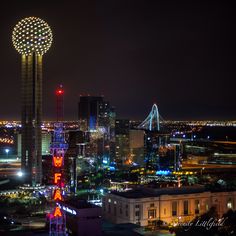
[227,199,233,209]
[164,208,166,215]
[148,209,156,219]
[135,204,140,209]
[125,210,128,217]
[103,203,106,212]
[135,211,140,217]
[120,207,123,214]
[114,206,117,216]
[183,200,188,215]
[108,204,111,213]
[195,200,200,214]
[150,203,155,208]
[172,201,177,216]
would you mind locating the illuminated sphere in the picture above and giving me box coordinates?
[12,17,53,56]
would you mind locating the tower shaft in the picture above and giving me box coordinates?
[21,54,42,185]
[56,85,64,122]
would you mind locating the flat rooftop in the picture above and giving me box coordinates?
[110,185,209,199]
[63,199,100,209]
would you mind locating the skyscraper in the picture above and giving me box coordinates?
[115,119,130,166]
[78,96,104,131]
[78,95,116,164]
[12,17,53,185]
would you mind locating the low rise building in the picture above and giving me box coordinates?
[102,186,236,226]
[58,199,102,236]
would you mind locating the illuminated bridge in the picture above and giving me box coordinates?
[137,104,163,131]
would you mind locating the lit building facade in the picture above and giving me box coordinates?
[144,131,179,171]
[78,95,116,164]
[115,119,130,166]
[17,130,52,157]
[78,96,104,131]
[115,122,145,167]
[103,187,236,226]
[0,127,18,159]
[129,129,145,166]
[144,131,161,170]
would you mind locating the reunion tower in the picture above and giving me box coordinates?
[12,17,53,185]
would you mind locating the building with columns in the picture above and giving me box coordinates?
[102,186,236,226]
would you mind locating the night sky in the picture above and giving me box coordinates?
[0,1,235,120]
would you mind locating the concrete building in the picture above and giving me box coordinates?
[129,129,145,166]
[102,186,236,226]
[58,200,102,236]
[115,119,130,166]
[17,130,52,157]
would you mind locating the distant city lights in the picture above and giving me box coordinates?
[156,170,171,175]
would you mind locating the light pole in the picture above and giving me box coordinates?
[201,167,205,176]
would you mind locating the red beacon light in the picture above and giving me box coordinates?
[56,89,64,95]
[56,85,64,95]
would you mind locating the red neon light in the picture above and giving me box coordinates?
[53,206,62,217]
[54,173,62,184]
[53,156,63,167]
[53,189,63,201]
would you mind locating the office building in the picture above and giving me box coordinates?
[78,96,104,131]
[129,129,145,166]
[78,95,116,163]
[115,119,130,166]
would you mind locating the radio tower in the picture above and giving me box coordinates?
[56,85,64,122]
[49,85,68,236]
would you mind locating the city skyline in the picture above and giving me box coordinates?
[1,2,236,235]
[0,1,235,120]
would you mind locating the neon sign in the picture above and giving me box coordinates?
[62,206,76,215]
[49,87,68,235]
[54,173,62,184]
[53,206,62,217]
[53,156,63,167]
[57,203,77,215]
[53,189,63,201]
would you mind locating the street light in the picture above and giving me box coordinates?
[201,167,205,176]
[5,148,10,158]
[17,171,23,177]
[178,216,182,222]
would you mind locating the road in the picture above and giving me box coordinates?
[0,162,20,177]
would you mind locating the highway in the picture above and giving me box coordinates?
[0,162,20,177]
[182,163,236,169]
